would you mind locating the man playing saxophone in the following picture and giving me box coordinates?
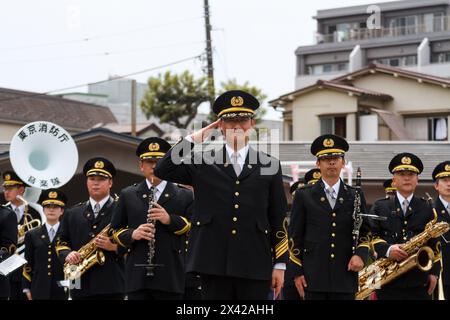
[368,153,440,300]
[55,157,125,300]
[111,137,193,300]
[2,171,41,300]
[432,161,450,299]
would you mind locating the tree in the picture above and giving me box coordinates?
[211,79,267,123]
[140,70,209,129]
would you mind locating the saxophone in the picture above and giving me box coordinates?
[356,193,449,300]
[63,223,111,281]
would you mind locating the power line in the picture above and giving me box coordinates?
[0,54,203,103]
[0,41,204,64]
[0,16,204,52]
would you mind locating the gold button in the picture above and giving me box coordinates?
[48,272,51,276]
[404,221,407,225]
[402,229,405,232]
[48,265,51,268]
[196,221,201,226]
[48,258,51,262]
[48,251,52,255]
[403,237,407,240]
[235,192,239,196]
[236,181,240,185]
[233,217,238,222]
[48,245,51,249]
[185,241,189,245]
[91,234,95,238]
[234,204,239,209]
[331,233,335,237]
[93,225,97,229]
[232,230,237,235]
[331,243,335,248]
[265,230,268,234]
[330,254,335,258]
[332,222,336,227]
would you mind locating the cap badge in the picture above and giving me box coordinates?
[149,143,160,152]
[230,96,244,107]
[323,138,334,148]
[49,192,57,199]
[401,157,411,165]
[4,174,10,181]
[94,161,104,169]
[313,172,321,179]
[445,164,450,172]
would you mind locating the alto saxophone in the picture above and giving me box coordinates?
[356,193,449,300]
[63,223,111,281]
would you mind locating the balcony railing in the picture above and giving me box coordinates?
[315,16,450,44]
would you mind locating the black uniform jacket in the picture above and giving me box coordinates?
[154,139,289,281]
[111,181,193,294]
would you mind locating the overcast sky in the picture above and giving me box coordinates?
[0,0,397,120]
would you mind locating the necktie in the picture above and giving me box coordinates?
[402,199,409,215]
[14,207,21,222]
[326,187,336,209]
[232,152,241,177]
[49,227,55,242]
[94,203,100,218]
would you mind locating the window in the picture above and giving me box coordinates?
[308,62,349,75]
[371,55,417,67]
[429,117,448,141]
[405,116,448,141]
[320,116,347,137]
[431,52,450,63]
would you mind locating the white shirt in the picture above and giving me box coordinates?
[89,195,110,213]
[225,144,249,170]
[10,203,25,222]
[386,192,414,258]
[146,179,167,202]
[45,222,60,240]
[396,191,413,213]
[440,195,450,213]
[322,179,341,198]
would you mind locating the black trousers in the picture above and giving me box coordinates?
[9,280,26,300]
[72,293,124,300]
[283,284,303,300]
[444,285,450,300]
[127,289,182,300]
[201,274,271,300]
[305,291,354,300]
[376,286,431,300]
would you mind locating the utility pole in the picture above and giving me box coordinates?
[203,0,215,110]
[131,79,137,137]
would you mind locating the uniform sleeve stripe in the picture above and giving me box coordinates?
[55,245,71,253]
[289,254,302,267]
[174,216,191,235]
[22,267,31,282]
[275,241,289,259]
[112,229,129,248]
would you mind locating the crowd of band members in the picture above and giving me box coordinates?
[0,90,449,300]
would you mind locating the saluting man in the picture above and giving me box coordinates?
[22,189,68,300]
[289,134,371,300]
[111,137,193,300]
[154,90,288,300]
[432,161,450,300]
[369,153,440,300]
[55,157,125,300]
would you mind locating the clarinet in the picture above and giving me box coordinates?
[352,167,363,254]
[135,184,163,276]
